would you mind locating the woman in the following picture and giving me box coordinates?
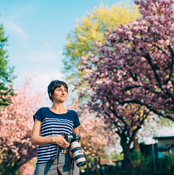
[31,80,80,175]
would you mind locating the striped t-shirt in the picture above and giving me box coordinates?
[33,107,80,164]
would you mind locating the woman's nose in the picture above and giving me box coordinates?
[62,90,66,94]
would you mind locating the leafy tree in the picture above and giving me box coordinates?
[0,24,15,106]
[62,3,140,85]
[110,150,124,160]
[0,76,44,175]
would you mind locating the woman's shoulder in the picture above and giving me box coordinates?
[35,107,49,113]
[40,107,49,110]
[67,109,78,116]
[67,109,76,113]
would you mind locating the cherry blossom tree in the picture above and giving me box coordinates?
[94,0,174,121]
[79,111,114,158]
[72,88,150,175]
[19,157,36,175]
[79,109,117,175]
[76,0,174,174]
[0,76,45,174]
[66,99,117,157]
[66,99,117,174]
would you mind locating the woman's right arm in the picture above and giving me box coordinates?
[31,118,70,148]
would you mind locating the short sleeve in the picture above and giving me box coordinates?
[73,111,80,128]
[33,108,44,122]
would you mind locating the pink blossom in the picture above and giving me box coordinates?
[81,56,87,61]
[134,0,140,5]
[94,41,100,47]
[160,16,165,24]
[91,57,99,63]
[164,39,170,45]
[77,66,81,70]
[117,28,123,34]
[90,53,95,57]
[104,32,109,37]
[82,60,89,65]
[158,40,164,45]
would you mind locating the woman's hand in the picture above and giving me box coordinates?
[69,148,85,158]
[69,150,73,158]
[51,135,70,148]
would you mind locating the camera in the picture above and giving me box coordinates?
[64,133,86,167]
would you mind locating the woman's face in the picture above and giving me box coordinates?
[51,85,68,103]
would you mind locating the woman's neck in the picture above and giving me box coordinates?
[50,102,67,114]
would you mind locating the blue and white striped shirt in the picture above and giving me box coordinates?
[33,107,80,164]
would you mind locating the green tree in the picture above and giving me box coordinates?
[0,24,15,106]
[110,150,124,160]
[62,3,140,85]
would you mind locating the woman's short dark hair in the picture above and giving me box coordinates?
[47,80,68,102]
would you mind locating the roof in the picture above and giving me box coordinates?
[153,136,174,140]
[98,159,118,165]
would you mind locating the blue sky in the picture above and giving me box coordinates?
[0,0,134,94]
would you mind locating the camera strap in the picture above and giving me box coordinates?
[56,147,75,175]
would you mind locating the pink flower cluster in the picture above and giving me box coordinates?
[66,99,117,158]
[0,75,45,173]
[19,157,36,175]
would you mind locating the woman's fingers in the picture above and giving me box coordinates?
[63,138,70,147]
[69,150,73,158]
[52,135,70,147]
[64,143,70,148]
[61,139,70,148]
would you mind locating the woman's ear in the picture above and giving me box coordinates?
[49,92,54,98]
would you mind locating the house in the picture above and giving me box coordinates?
[98,158,118,166]
[153,136,174,158]
[98,158,123,174]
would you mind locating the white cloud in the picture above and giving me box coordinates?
[9,4,34,19]
[33,69,65,92]
[13,50,62,63]
[27,50,62,62]
[11,49,64,93]
[4,20,29,39]
[13,67,65,93]
[12,68,65,108]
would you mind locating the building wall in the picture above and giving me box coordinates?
[158,140,174,147]
[157,139,174,158]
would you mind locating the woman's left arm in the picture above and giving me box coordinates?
[73,126,80,135]
[73,126,83,150]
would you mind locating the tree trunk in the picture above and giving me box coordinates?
[95,157,100,175]
[133,137,140,152]
[120,138,134,175]
[86,162,89,175]
[99,157,103,175]
[132,137,141,161]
